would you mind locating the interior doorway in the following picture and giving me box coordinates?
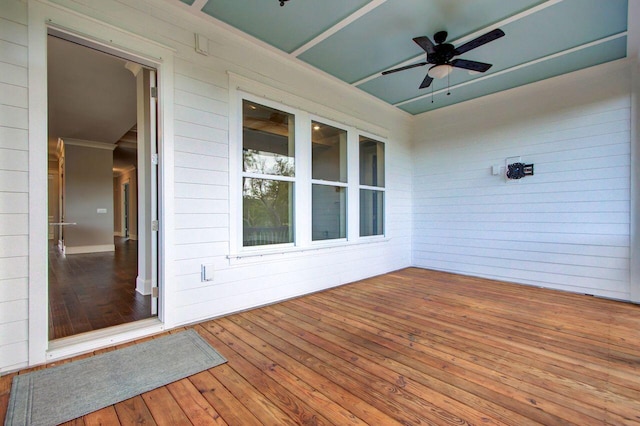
[46,32,159,340]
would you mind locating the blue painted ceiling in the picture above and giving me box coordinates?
[175,0,628,115]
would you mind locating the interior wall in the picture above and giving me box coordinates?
[412,60,632,300]
[0,0,28,373]
[113,167,138,239]
[62,142,116,253]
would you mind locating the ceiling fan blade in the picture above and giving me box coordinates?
[453,28,505,55]
[381,62,427,75]
[419,74,433,89]
[413,36,435,54]
[451,58,493,73]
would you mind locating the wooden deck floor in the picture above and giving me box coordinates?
[2,268,640,425]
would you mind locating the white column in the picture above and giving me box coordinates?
[136,69,153,295]
[629,0,640,302]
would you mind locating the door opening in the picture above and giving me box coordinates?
[46,33,159,340]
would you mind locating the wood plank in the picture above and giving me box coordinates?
[59,419,85,426]
[208,363,299,425]
[83,406,120,426]
[189,370,262,426]
[290,291,613,424]
[113,396,157,426]
[263,301,528,425]
[195,324,336,425]
[224,314,460,426]
[140,387,191,426]
[324,283,640,402]
[198,320,399,425]
[2,268,640,425]
[166,378,228,426]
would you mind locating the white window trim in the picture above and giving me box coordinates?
[228,75,388,260]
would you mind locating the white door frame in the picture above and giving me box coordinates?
[27,1,175,365]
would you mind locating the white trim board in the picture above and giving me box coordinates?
[63,244,115,255]
[61,138,117,151]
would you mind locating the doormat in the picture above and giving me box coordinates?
[4,329,226,426]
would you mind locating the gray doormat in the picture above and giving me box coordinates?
[4,329,226,426]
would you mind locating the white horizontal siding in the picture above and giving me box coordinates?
[172,242,408,324]
[0,0,28,373]
[412,62,632,300]
[170,57,269,321]
[0,126,27,151]
[162,14,412,326]
[0,320,27,346]
[0,214,27,236]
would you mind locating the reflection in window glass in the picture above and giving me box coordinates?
[243,100,294,176]
[359,136,385,187]
[360,189,384,237]
[243,178,293,246]
[312,121,347,182]
[312,185,346,241]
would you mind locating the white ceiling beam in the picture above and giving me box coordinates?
[191,0,208,11]
[394,31,628,108]
[290,0,388,57]
[352,0,565,87]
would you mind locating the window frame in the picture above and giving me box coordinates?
[235,94,300,253]
[229,85,387,259]
[358,135,386,239]
[309,115,353,245]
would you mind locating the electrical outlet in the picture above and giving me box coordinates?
[201,264,214,282]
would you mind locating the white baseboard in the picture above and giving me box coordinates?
[64,244,115,255]
[114,231,123,237]
[136,276,152,295]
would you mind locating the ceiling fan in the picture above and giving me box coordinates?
[382,28,505,89]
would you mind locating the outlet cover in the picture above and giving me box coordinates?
[201,264,214,281]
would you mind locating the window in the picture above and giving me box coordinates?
[242,100,295,247]
[359,136,385,237]
[235,91,386,254]
[311,121,347,241]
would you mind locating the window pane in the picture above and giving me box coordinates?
[360,189,384,237]
[243,178,293,246]
[312,121,347,182]
[312,185,346,241]
[359,136,385,187]
[243,100,294,176]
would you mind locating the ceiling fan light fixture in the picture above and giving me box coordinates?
[427,64,453,79]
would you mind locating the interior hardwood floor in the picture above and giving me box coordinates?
[48,237,152,340]
[3,267,639,425]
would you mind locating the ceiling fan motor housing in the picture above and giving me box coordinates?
[429,43,455,64]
